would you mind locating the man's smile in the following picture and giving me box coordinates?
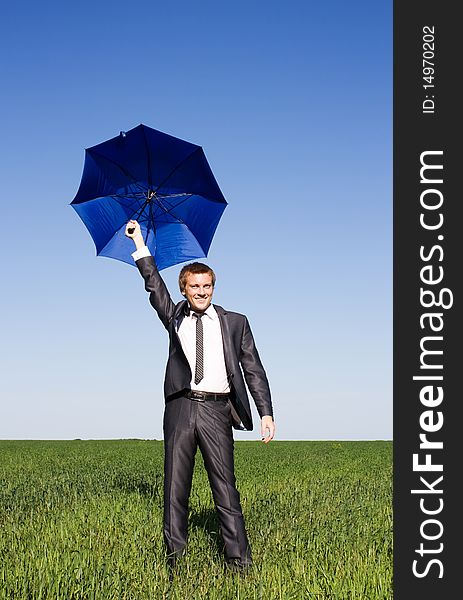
[183,272,214,312]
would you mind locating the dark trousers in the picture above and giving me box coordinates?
[163,395,252,565]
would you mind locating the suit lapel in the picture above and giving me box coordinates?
[172,300,189,349]
[214,305,234,378]
[173,300,189,322]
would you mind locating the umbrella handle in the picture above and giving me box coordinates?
[127,227,135,234]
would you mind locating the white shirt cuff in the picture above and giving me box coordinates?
[131,246,151,261]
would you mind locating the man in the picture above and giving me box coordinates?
[125,219,275,573]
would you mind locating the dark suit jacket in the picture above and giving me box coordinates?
[136,256,273,431]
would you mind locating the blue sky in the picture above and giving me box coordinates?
[0,0,391,440]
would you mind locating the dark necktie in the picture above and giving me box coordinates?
[193,313,204,384]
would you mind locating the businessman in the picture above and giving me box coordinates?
[125,219,275,573]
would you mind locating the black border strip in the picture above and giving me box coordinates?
[394,2,459,597]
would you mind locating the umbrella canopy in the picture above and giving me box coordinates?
[71,124,227,269]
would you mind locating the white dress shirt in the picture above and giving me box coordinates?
[177,305,230,393]
[132,246,230,393]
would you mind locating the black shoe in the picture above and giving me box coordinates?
[225,558,252,574]
[166,549,185,580]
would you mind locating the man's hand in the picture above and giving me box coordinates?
[261,415,275,443]
[125,220,145,250]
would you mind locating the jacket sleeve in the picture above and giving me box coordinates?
[239,317,273,419]
[135,256,175,329]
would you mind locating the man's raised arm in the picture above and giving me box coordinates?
[125,220,175,328]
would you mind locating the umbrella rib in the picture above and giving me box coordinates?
[111,192,179,227]
[111,192,145,199]
[89,149,143,189]
[154,147,202,193]
[155,195,194,224]
[132,199,150,223]
[111,195,144,211]
[157,192,192,199]
[156,193,191,210]
[146,197,156,245]
[110,182,146,196]
[141,126,153,190]
[110,195,147,220]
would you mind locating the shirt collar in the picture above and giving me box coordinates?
[188,304,217,320]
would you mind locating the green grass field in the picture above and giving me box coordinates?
[0,440,392,599]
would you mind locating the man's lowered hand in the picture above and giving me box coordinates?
[261,416,275,443]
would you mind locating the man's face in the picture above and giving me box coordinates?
[183,272,214,313]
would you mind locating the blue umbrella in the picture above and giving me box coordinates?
[71,124,227,270]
